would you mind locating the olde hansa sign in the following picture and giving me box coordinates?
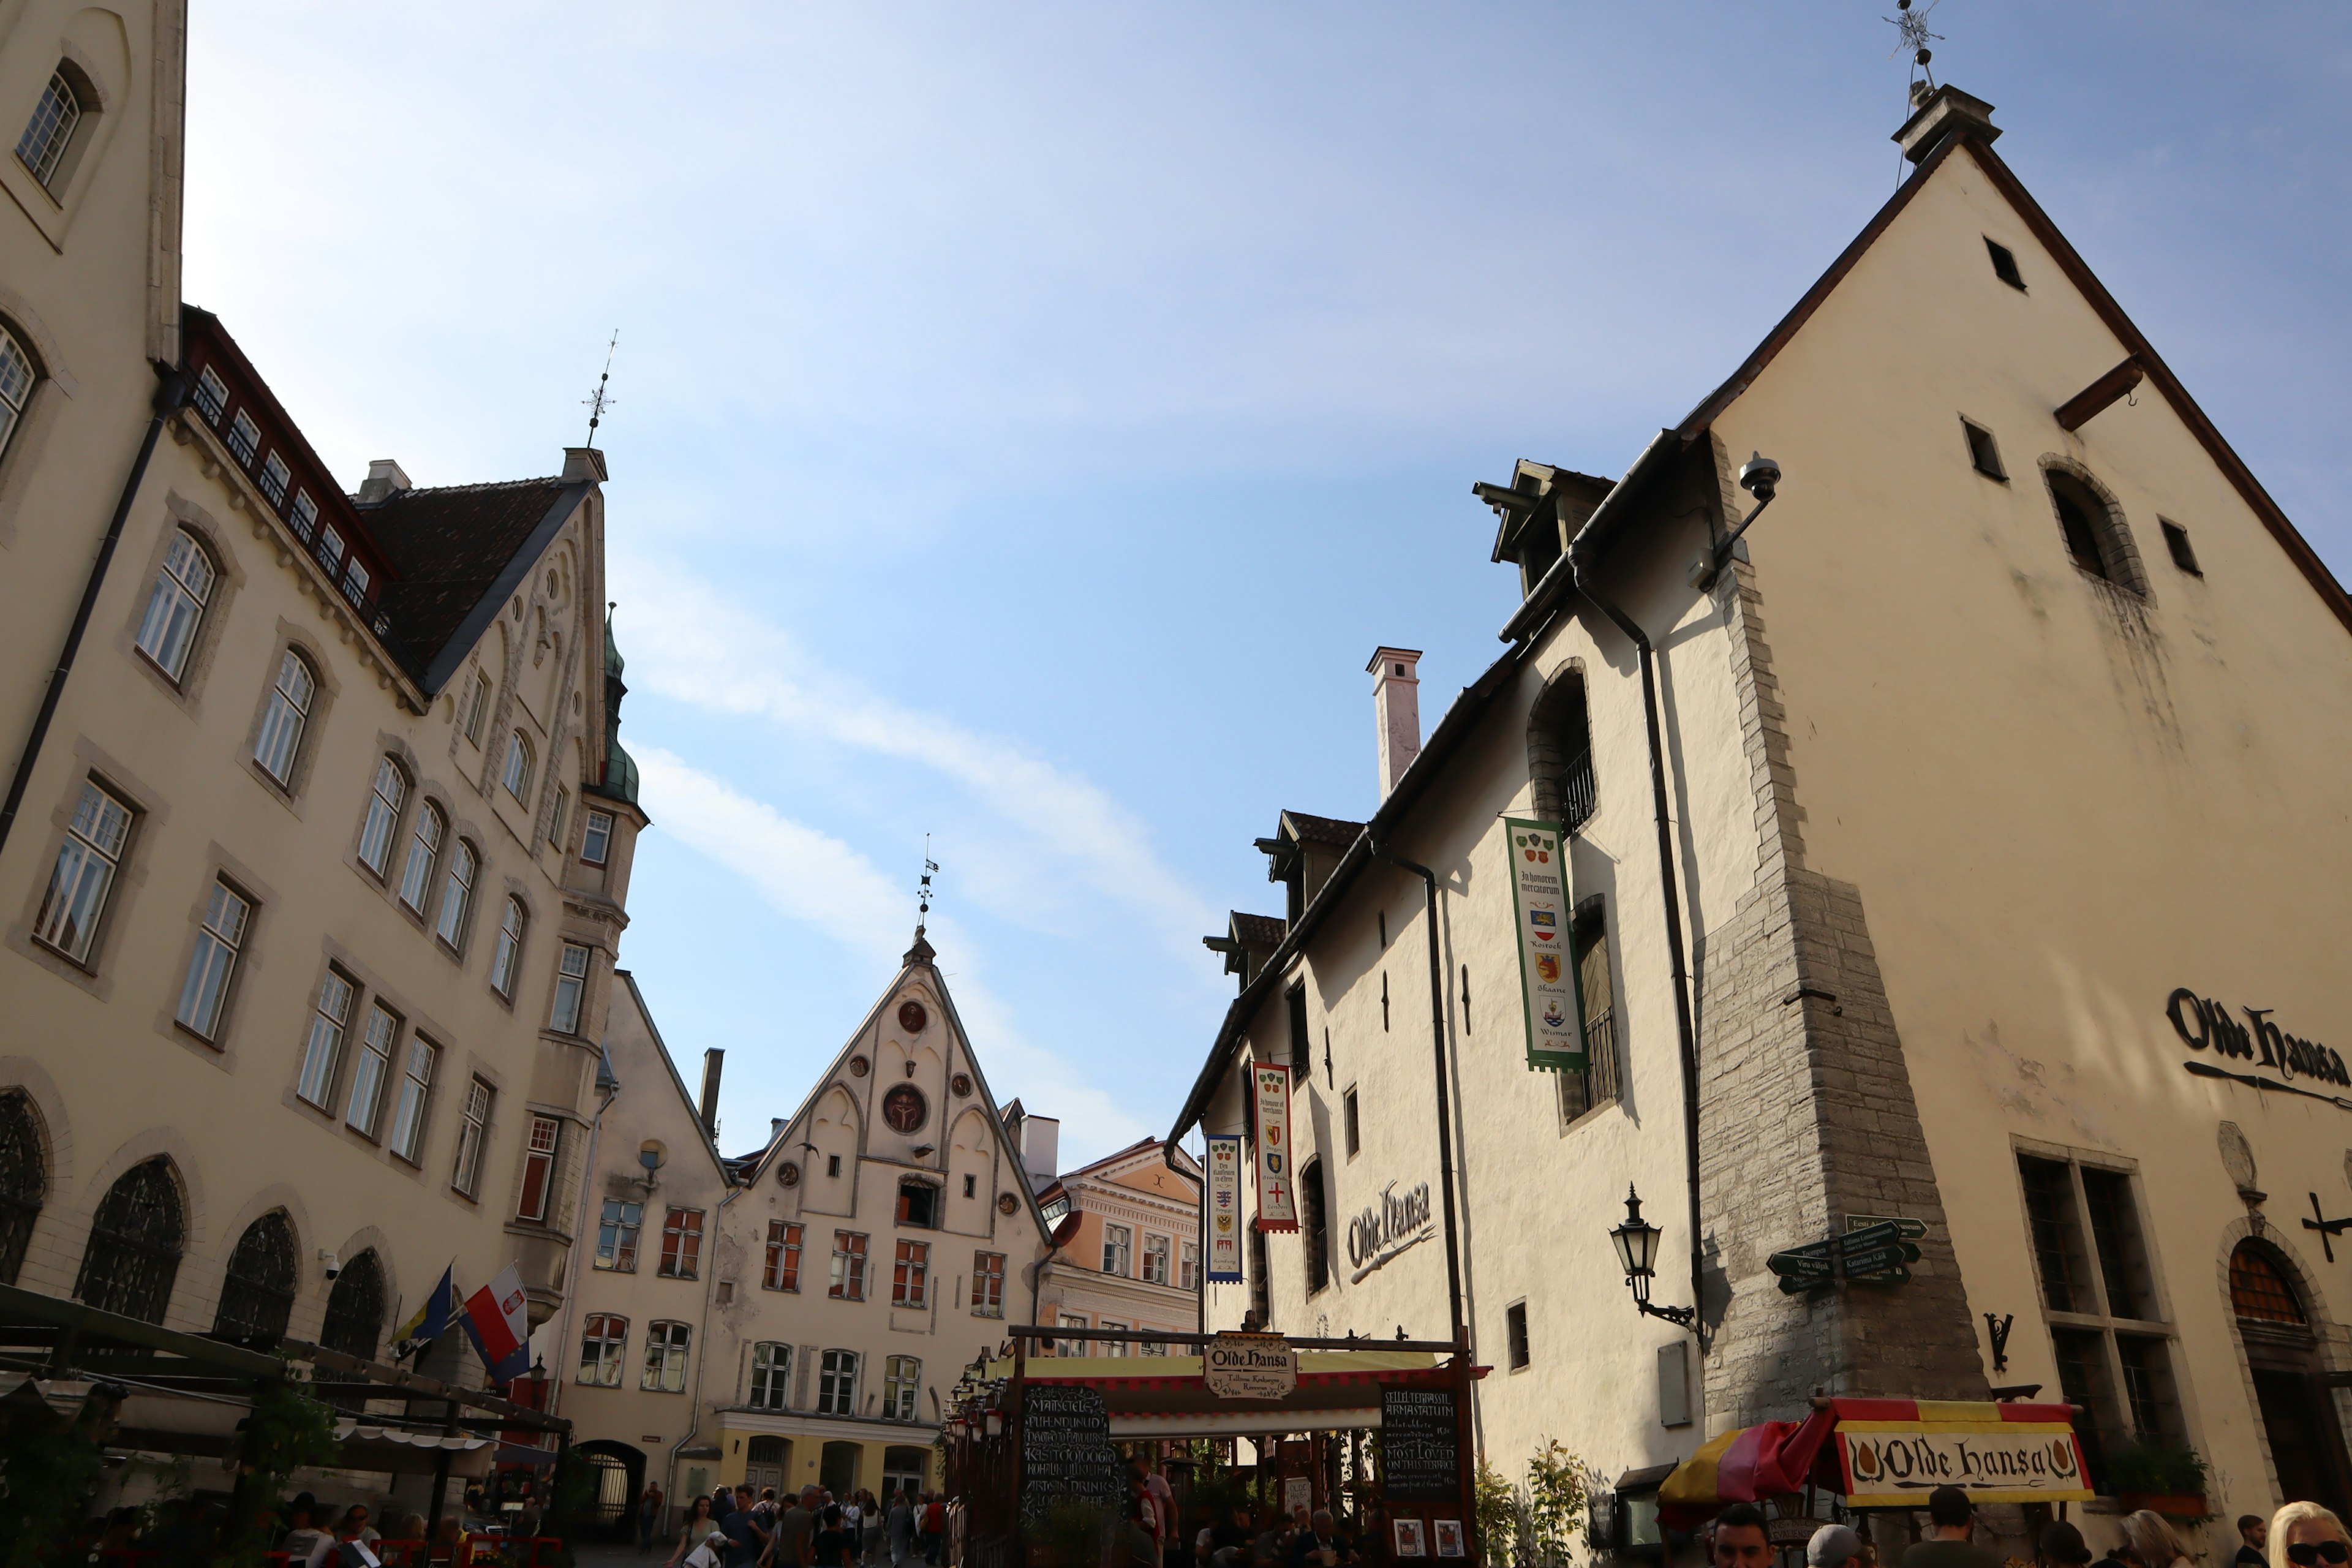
[1204,1331,1298,1400]
[2171,987,2352,1109]
[1837,1409,2089,1506]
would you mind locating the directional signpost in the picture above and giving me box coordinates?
[1766,1218,1924,1294]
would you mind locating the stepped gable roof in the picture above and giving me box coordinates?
[364,475,592,693]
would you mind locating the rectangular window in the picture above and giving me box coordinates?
[33,781,133,963]
[1506,1301,1531,1370]
[883,1354,922,1420]
[1056,1314,1088,1358]
[2162,519,2202,576]
[194,365,228,423]
[173,879,251,1041]
[1141,1234,1170,1285]
[316,524,345,577]
[1559,907,1622,1122]
[548,786,570,850]
[816,1349,858,1415]
[2019,1155,2094,1314]
[1101,1223,1131,1278]
[387,1036,437,1163]
[578,1313,627,1387]
[1179,1241,1199,1294]
[228,410,260,466]
[258,451,290,506]
[462,671,491,745]
[749,1342,792,1409]
[2019,1151,2169,1485]
[971,1251,1005,1317]
[897,1180,938,1228]
[340,557,370,605]
[893,1240,929,1307]
[345,1004,399,1136]
[1964,419,2007,480]
[658,1207,705,1279]
[830,1231,869,1300]
[287,489,318,542]
[1099,1321,1128,1357]
[451,1079,493,1197]
[596,1200,644,1272]
[296,970,355,1108]
[550,943,591,1033]
[1142,1338,1169,1356]
[764,1221,804,1291]
[491,898,526,998]
[1344,1088,1361,1157]
[641,1320,690,1393]
[1286,982,1310,1071]
[253,651,315,785]
[516,1115,560,1221]
[1302,1159,1329,1294]
[2080,1167,2154,1320]
[581,809,614,865]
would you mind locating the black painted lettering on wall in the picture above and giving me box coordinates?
[2168,987,2348,1087]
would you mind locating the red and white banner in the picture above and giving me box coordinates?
[461,1264,530,1378]
[1252,1063,1297,1232]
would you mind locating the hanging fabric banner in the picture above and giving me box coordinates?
[1252,1063,1298,1232]
[1205,1135,1245,1281]
[1504,817,1585,1072]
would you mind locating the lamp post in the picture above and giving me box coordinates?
[1609,1186,1696,1327]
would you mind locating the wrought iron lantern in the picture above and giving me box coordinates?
[1610,1185,1695,1327]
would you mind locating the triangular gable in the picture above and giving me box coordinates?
[1061,1136,1200,1190]
[606,970,731,1183]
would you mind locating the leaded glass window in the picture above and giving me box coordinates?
[74,1158,183,1324]
[320,1249,385,1362]
[0,1093,47,1286]
[213,1211,296,1345]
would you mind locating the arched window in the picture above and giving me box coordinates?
[320,1248,386,1362]
[134,529,217,682]
[1526,667,1596,835]
[398,802,445,913]
[252,650,316,786]
[435,840,477,948]
[2045,467,2146,595]
[74,1158,183,1324]
[2231,1242,2307,1325]
[491,897,526,997]
[0,322,35,459]
[0,1091,48,1286]
[357,757,407,875]
[15,70,82,189]
[213,1211,297,1344]
[502,732,534,802]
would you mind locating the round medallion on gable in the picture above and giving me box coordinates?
[849,1056,869,1078]
[951,1072,973,1098]
[899,1001,929,1034]
[778,1161,801,1188]
[881,1084,928,1135]
[997,1192,1019,1215]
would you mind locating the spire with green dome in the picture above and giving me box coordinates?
[590,602,641,805]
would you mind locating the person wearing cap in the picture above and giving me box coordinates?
[1898,1487,2000,1568]
[1811,1525,1864,1568]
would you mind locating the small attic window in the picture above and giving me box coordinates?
[2161,519,2202,576]
[1962,420,2006,480]
[1985,238,2026,290]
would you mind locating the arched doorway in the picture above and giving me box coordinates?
[883,1445,929,1502]
[745,1435,790,1496]
[2231,1239,2352,1513]
[820,1439,861,1501]
[578,1439,645,1542]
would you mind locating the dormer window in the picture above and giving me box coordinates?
[287,490,317,541]
[258,452,290,507]
[339,557,371,606]
[15,71,81,189]
[1039,1194,1071,1227]
[228,410,260,467]
[315,524,345,575]
[193,366,228,424]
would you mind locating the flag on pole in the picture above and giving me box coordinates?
[461,1264,532,1381]
[393,1263,458,1360]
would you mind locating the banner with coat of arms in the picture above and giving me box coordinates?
[1504,818,1585,1073]
[1251,1063,1298,1232]
[1205,1135,1244,1281]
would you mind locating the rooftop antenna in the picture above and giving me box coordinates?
[916,837,939,936]
[582,330,619,447]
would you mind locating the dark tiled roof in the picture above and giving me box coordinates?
[1283,810,1365,848]
[1229,913,1287,948]
[364,477,587,690]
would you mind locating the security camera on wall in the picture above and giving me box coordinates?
[320,1249,341,1280]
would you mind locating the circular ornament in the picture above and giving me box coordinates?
[997,1193,1019,1215]
[881,1084,928,1134]
[849,1055,869,1077]
[951,1072,973,1098]
[778,1161,801,1188]
[899,1001,929,1034]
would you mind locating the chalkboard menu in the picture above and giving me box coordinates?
[1381,1386,1460,1503]
[1020,1383,1126,1521]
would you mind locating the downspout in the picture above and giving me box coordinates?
[1161,1137,1205,1335]
[1569,567,1706,1349]
[0,366,185,859]
[545,1070,620,1426]
[1367,840,1466,1348]
[667,1180,742,1506]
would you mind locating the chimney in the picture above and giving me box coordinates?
[1368,647,1424,799]
[355,458,411,505]
[770,1117,785,1144]
[698,1049,724,1137]
[1020,1115,1061,1191]
[1893,83,1999,165]
[562,447,609,484]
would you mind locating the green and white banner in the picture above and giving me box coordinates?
[1504,818,1585,1073]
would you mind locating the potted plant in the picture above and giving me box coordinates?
[2105,1438,2209,1519]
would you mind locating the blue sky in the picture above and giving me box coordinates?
[182,3,2352,1167]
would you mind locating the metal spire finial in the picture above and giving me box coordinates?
[1886,0,1944,96]
[582,330,619,447]
[916,837,939,933]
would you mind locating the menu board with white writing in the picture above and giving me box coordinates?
[1381,1387,1460,1503]
[1020,1382,1126,1521]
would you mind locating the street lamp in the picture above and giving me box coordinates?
[1609,1186,1696,1327]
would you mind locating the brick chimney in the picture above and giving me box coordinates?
[355,458,410,505]
[1368,647,1423,799]
[698,1048,724,1137]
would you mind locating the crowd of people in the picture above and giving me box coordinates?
[658,1480,959,1568]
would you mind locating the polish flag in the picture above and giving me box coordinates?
[461,1264,530,1380]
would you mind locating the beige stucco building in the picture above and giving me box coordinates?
[0,0,651,1493]
[554,933,1057,1533]
[1031,1137,1202,1357]
[1170,85,2352,1558]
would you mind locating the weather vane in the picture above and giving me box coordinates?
[1887,0,1943,95]
[916,837,940,932]
[582,330,619,447]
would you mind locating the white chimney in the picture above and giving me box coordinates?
[356,458,411,505]
[1020,1115,1061,1191]
[1368,647,1423,798]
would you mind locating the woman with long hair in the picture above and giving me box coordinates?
[2120,1512,2192,1568]
[668,1493,721,1568]
[2271,1504,2352,1568]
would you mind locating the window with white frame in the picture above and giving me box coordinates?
[764,1221,803,1291]
[1180,1240,1200,1293]
[816,1349,858,1415]
[971,1250,1005,1317]
[1099,1321,1128,1357]
[893,1240,929,1307]
[435,840,476,948]
[356,758,406,876]
[578,1312,626,1387]
[134,530,216,682]
[398,803,445,913]
[287,490,318,542]
[0,324,33,459]
[1101,1223,1131,1278]
[503,731,533,801]
[658,1207,704,1279]
[596,1199,643,1271]
[227,410,260,467]
[549,942,590,1033]
[581,809,614,866]
[830,1232,867,1300]
[345,1004,399,1136]
[315,524,345,576]
[192,364,227,424]
[252,650,315,786]
[173,879,251,1041]
[1055,1314,1088,1358]
[491,898,526,998]
[387,1036,437,1163]
[641,1319,690,1393]
[516,1115,560,1221]
[296,970,355,1109]
[15,71,81,187]
[339,556,369,605]
[749,1341,792,1409]
[258,451,290,507]
[451,1079,492,1197]
[33,781,132,963]
[462,671,491,745]
[883,1354,921,1420]
[1141,1233,1170,1285]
